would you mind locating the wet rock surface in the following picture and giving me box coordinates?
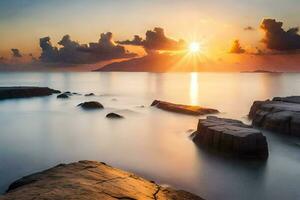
[57,93,70,99]
[1,161,203,200]
[78,101,104,109]
[0,87,60,100]
[151,100,219,116]
[106,112,124,119]
[192,116,269,159]
[249,96,300,137]
[85,93,95,96]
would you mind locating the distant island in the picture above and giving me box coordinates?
[240,70,282,73]
[94,53,181,72]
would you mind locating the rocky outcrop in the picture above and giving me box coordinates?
[106,113,124,119]
[151,100,219,116]
[192,116,268,159]
[0,87,60,100]
[1,161,203,200]
[77,101,104,110]
[249,96,300,137]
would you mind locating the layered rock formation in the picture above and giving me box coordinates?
[151,100,219,116]
[1,161,203,200]
[249,96,300,137]
[192,116,268,159]
[0,87,60,100]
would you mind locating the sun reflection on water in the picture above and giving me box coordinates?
[189,72,199,105]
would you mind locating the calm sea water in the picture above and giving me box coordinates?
[0,72,300,200]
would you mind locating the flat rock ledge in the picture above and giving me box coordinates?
[151,100,219,116]
[249,96,300,137]
[192,116,268,159]
[0,87,60,100]
[1,161,203,200]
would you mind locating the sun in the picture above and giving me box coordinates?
[188,42,201,53]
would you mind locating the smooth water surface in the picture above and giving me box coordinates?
[0,72,300,200]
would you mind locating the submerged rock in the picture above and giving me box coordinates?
[2,161,203,200]
[192,116,269,159]
[249,96,300,137]
[77,101,104,109]
[106,112,124,119]
[0,87,60,100]
[57,93,70,99]
[151,100,219,116]
[85,93,95,97]
[72,92,81,95]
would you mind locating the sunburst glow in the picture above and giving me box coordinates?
[189,42,201,53]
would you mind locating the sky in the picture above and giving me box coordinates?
[0,0,300,71]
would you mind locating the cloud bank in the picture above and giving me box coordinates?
[260,19,300,51]
[117,27,187,51]
[40,33,136,64]
[117,35,143,46]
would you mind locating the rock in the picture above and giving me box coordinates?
[57,93,70,99]
[0,87,60,100]
[106,112,124,119]
[77,101,104,109]
[151,100,219,116]
[2,161,203,200]
[192,116,269,159]
[85,93,95,97]
[249,96,300,137]
[72,92,81,95]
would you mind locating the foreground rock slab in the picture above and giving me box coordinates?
[249,96,300,137]
[192,116,268,159]
[151,100,219,116]
[1,161,203,200]
[0,87,60,100]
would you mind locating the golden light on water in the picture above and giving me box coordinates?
[189,72,199,105]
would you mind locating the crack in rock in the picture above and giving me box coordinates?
[153,184,161,200]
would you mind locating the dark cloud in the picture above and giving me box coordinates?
[117,27,187,51]
[11,48,22,57]
[144,27,186,50]
[244,26,255,31]
[229,40,245,54]
[39,37,59,62]
[117,35,143,46]
[40,33,136,64]
[260,19,300,51]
